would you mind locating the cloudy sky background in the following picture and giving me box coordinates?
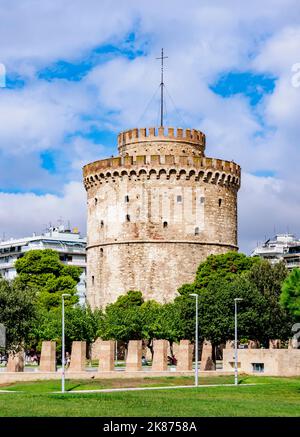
[0,0,300,253]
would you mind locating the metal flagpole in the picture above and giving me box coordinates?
[61,293,70,393]
[234,298,243,386]
[156,48,168,127]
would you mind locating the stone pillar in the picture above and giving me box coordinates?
[248,340,259,349]
[200,339,215,371]
[98,340,115,372]
[269,339,281,349]
[152,339,168,371]
[69,341,86,372]
[288,338,298,349]
[176,340,193,371]
[225,340,234,349]
[126,340,142,372]
[7,351,24,372]
[91,338,102,361]
[39,341,56,372]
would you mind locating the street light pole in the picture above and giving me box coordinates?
[234,298,243,386]
[190,293,199,387]
[62,293,71,393]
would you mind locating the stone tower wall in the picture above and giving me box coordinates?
[83,127,240,309]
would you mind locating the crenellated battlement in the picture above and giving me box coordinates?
[117,127,205,148]
[83,155,240,190]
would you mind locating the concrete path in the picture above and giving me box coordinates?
[0,389,19,393]
[65,383,258,394]
[0,383,258,395]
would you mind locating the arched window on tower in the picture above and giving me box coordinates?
[94,198,98,205]
[126,214,130,222]
[100,220,104,228]
[218,198,222,207]
[195,227,199,235]
[100,248,103,257]
[163,221,168,228]
[125,195,129,203]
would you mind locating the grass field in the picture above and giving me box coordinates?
[0,375,300,416]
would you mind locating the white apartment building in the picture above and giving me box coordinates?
[0,225,87,304]
[251,233,300,270]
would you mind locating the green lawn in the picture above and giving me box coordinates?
[0,375,300,416]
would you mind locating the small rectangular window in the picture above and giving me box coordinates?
[125,195,129,203]
[92,276,95,285]
[252,363,264,373]
[177,195,182,203]
[200,197,205,204]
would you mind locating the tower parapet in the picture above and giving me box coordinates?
[117,126,205,157]
[83,155,240,190]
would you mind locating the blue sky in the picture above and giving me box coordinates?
[0,0,300,253]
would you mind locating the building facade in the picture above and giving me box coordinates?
[0,225,86,304]
[251,233,300,270]
[83,126,241,309]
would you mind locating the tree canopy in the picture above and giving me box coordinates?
[15,249,81,310]
[29,304,103,352]
[100,291,144,343]
[0,278,37,353]
[175,255,291,355]
[194,251,260,289]
[280,268,300,320]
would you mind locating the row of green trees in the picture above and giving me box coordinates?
[0,249,299,360]
[0,250,102,354]
[101,252,296,359]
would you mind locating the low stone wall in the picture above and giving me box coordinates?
[0,370,231,384]
[223,348,300,376]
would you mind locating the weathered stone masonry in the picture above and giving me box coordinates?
[83,127,240,309]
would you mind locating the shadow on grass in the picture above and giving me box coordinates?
[67,383,82,392]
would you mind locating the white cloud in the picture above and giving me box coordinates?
[0,182,86,239]
[0,79,94,154]
[239,173,300,253]
[0,0,135,73]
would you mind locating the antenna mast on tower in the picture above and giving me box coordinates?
[156,48,168,127]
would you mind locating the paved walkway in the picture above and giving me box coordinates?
[0,383,258,395]
[67,383,258,394]
[0,389,18,393]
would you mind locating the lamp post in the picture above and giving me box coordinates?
[234,298,243,386]
[189,293,199,387]
[61,293,71,393]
